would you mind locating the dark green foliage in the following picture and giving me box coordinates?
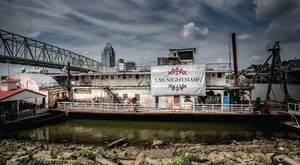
[0,155,7,165]
[26,158,45,165]
[209,162,227,165]
[107,154,120,164]
[169,152,209,165]
[77,150,96,160]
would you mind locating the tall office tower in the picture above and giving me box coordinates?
[101,42,115,67]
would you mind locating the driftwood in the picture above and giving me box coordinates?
[106,138,126,149]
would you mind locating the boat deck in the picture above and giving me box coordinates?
[50,102,292,122]
[52,107,259,115]
[51,107,292,123]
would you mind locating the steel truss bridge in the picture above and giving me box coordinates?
[0,29,106,72]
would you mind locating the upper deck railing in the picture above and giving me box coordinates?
[117,63,231,72]
[205,63,231,71]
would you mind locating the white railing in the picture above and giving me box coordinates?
[1,108,48,123]
[57,102,253,113]
[205,63,231,71]
[288,103,300,116]
[17,108,48,119]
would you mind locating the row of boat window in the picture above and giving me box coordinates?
[73,74,145,81]
[70,73,223,81]
[211,73,223,78]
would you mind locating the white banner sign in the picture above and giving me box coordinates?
[151,64,206,96]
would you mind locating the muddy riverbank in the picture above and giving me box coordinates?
[0,138,300,165]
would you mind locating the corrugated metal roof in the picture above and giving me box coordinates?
[28,74,59,87]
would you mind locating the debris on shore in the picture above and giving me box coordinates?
[0,138,299,164]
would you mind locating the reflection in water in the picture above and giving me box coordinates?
[8,119,297,144]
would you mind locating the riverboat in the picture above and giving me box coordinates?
[49,45,254,114]
[5,34,255,117]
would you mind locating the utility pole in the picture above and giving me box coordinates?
[7,59,9,76]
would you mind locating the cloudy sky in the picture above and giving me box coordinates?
[0,0,299,75]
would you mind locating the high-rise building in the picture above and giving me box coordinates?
[101,42,115,67]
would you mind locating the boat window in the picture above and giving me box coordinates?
[218,73,222,78]
[129,75,133,78]
[155,96,159,106]
[123,93,128,101]
[123,75,126,79]
[136,75,139,79]
[184,95,192,102]
[135,94,140,101]
[110,75,114,79]
[212,73,215,77]
[174,95,180,104]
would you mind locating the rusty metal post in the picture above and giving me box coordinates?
[231,33,239,85]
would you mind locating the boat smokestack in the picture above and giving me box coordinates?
[231,33,239,85]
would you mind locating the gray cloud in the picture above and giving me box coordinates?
[265,19,300,43]
[237,34,254,40]
[248,55,266,63]
[254,0,296,20]
[0,0,299,74]
[200,0,253,26]
[254,0,300,43]
[181,22,209,40]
